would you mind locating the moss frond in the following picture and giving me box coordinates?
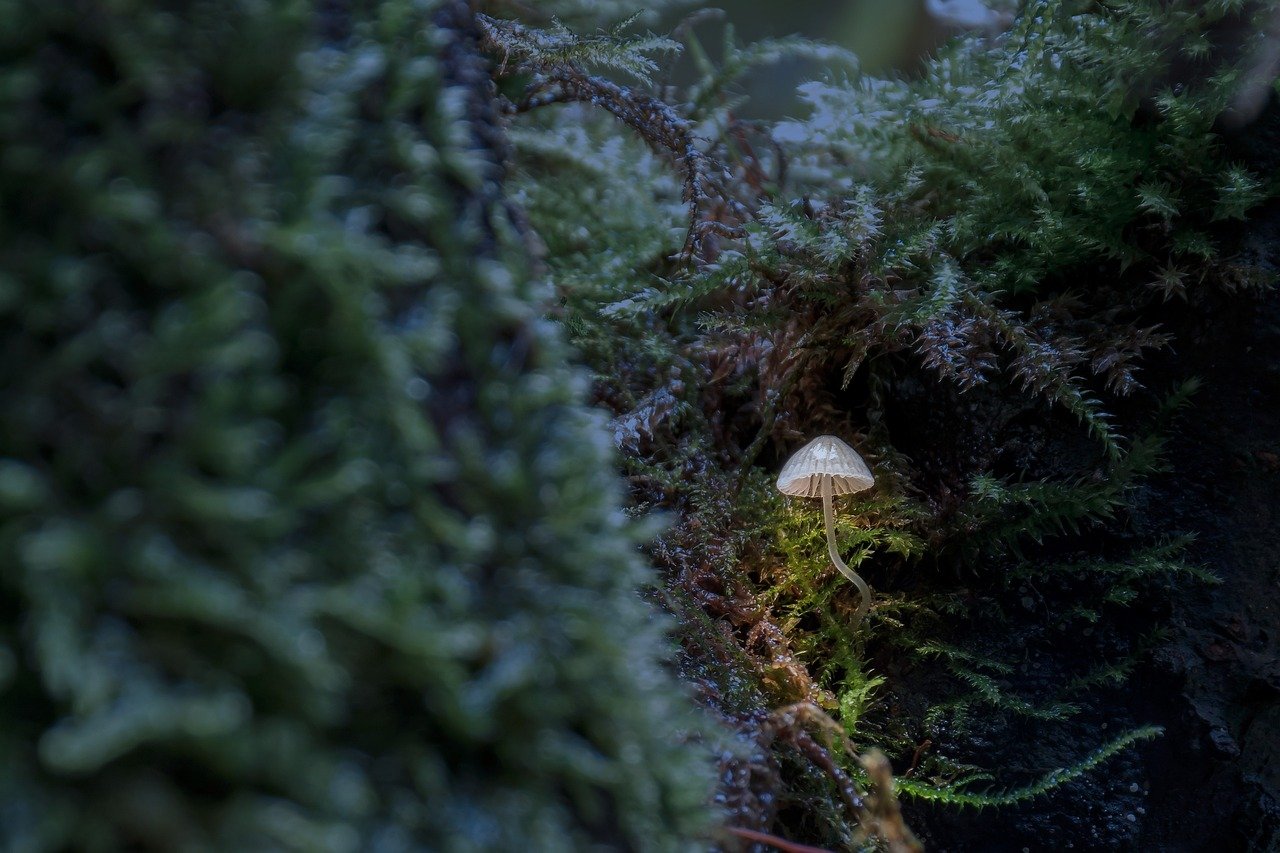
[896,726,1164,809]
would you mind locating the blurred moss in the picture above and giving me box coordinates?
[653,0,929,118]
[0,1,714,849]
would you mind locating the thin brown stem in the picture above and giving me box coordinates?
[725,826,837,853]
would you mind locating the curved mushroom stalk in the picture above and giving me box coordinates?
[822,475,872,629]
[777,434,876,631]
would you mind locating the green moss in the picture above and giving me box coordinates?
[0,1,714,849]
[501,0,1270,845]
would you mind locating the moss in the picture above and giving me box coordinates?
[499,0,1273,847]
[6,0,1270,847]
[0,1,714,849]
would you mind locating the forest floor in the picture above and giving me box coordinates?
[1135,254,1280,850]
[903,115,1280,853]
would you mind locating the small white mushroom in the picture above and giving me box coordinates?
[777,435,876,628]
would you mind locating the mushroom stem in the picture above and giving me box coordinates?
[822,476,871,629]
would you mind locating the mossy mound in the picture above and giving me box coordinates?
[0,2,712,849]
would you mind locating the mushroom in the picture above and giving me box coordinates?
[777,435,876,628]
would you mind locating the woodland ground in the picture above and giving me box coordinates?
[904,106,1280,853]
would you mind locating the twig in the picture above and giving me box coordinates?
[860,750,924,853]
[477,18,747,263]
[725,826,837,853]
[905,738,932,777]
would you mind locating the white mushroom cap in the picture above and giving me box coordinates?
[776,434,875,498]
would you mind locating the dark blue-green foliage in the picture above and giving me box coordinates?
[502,0,1273,845]
[0,1,712,849]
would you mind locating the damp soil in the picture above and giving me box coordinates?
[900,272,1280,853]
[1130,259,1280,851]
[900,112,1280,852]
